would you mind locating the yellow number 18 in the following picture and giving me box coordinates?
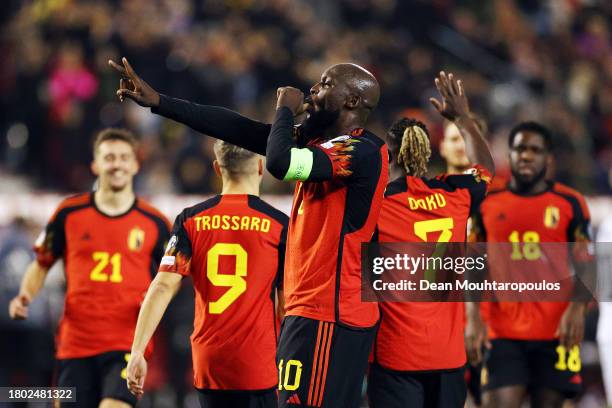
[207,243,248,314]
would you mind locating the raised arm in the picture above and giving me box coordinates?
[430,71,495,176]
[266,87,333,182]
[109,58,270,155]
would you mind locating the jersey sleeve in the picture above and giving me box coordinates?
[439,165,492,214]
[159,211,193,276]
[152,94,271,155]
[151,216,172,273]
[34,205,68,268]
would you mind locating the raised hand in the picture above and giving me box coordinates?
[429,71,470,122]
[108,57,160,107]
[276,87,305,115]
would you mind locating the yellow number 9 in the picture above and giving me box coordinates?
[207,243,248,314]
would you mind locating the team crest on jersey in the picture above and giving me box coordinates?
[127,227,145,251]
[544,206,560,229]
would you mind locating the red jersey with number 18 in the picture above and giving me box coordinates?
[159,194,288,391]
[470,182,591,340]
[375,166,490,371]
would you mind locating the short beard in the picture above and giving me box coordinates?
[512,166,547,191]
[299,109,340,144]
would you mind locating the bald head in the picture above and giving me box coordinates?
[325,63,380,111]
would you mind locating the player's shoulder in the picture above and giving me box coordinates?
[247,196,289,227]
[550,182,590,217]
[51,192,92,221]
[180,195,223,219]
[551,182,587,202]
[135,197,171,226]
[384,177,408,197]
[56,192,92,211]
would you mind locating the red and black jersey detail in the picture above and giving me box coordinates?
[160,194,288,391]
[284,130,388,328]
[34,192,171,359]
[471,181,592,340]
[374,166,491,371]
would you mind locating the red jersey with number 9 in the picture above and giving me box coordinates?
[34,193,171,359]
[374,166,490,371]
[159,194,288,391]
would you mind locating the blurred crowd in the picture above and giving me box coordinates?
[0,0,611,194]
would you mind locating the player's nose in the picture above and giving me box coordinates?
[310,82,320,96]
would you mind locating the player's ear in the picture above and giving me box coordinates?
[213,160,222,177]
[91,159,99,176]
[345,93,361,109]
[258,158,263,176]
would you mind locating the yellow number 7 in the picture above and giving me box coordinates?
[413,218,454,282]
[207,243,248,314]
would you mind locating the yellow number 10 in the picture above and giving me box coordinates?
[207,243,248,314]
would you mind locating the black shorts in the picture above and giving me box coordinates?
[57,350,136,407]
[196,388,277,408]
[482,339,582,398]
[367,363,467,408]
[276,316,376,408]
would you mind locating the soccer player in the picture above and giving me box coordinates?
[8,128,171,408]
[368,72,494,408]
[467,122,592,408]
[110,57,388,408]
[125,141,288,408]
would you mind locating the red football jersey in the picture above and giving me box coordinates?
[374,166,490,371]
[35,193,170,359]
[471,182,591,340]
[283,129,388,328]
[159,194,288,391]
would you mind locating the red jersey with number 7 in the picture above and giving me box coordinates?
[159,194,288,390]
[374,166,491,371]
[34,192,171,359]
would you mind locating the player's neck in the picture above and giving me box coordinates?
[390,163,407,181]
[221,179,260,197]
[509,178,549,195]
[94,187,136,216]
[446,164,469,175]
[324,114,365,139]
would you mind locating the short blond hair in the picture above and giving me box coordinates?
[213,140,258,178]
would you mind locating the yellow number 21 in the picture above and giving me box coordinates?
[207,243,248,314]
[90,252,122,283]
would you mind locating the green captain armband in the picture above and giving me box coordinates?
[284,148,313,181]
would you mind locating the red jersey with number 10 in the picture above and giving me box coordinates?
[375,166,490,371]
[283,129,388,328]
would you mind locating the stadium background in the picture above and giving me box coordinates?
[0,0,610,406]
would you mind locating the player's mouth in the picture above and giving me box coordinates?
[517,164,536,176]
